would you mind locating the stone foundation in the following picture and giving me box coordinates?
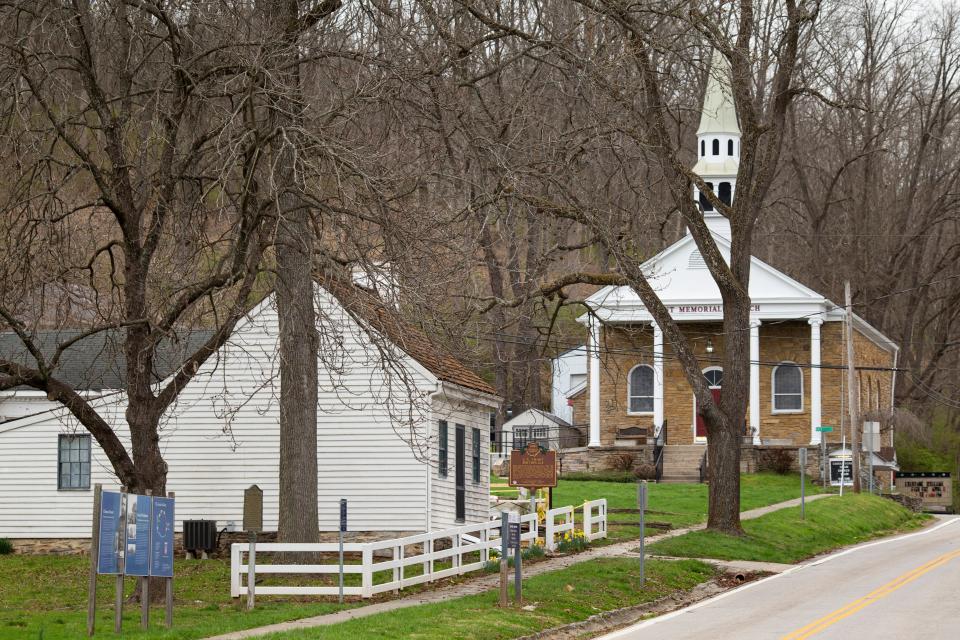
[558,446,653,474]
[9,529,418,556]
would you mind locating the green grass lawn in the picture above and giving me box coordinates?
[0,555,354,640]
[648,494,930,564]
[551,472,823,542]
[0,473,821,639]
[261,557,716,639]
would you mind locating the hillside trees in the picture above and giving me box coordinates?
[425,0,822,533]
[0,1,271,497]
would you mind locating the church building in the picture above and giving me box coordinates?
[564,53,899,484]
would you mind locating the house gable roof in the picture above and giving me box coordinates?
[317,273,497,397]
[0,329,214,392]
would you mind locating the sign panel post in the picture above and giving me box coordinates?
[339,498,347,605]
[115,487,127,633]
[509,512,522,604]
[91,487,176,632]
[140,490,153,631]
[498,511,509,607]
[244,485,263,611]
[87,484,102,636]
[798,449,807,520]
[164,492,175,628]
[637,481,648,585]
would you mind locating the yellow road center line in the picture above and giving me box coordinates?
[781,548,960,640]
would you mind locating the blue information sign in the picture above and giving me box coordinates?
[339,498,347,533]
[150,496,175,578]
[97,491,126,574]
[125,494,152,576]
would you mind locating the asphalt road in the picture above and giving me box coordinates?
[600,515,960,640]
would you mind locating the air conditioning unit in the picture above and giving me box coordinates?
[183,520,217,558]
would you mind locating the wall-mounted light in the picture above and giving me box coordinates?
[705,338,715,354]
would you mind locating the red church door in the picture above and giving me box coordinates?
[695,369,723,439]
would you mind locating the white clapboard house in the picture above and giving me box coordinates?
[0,275,499,544]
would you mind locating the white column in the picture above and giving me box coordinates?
[588,316,602,447]
[809,318,823,445]
[652,323,664,437]
[750,319,761,445]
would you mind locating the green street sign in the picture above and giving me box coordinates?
[816,426,834,433]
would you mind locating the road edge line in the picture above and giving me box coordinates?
[596,515,960,639]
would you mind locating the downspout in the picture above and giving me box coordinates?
[426,381,444,532]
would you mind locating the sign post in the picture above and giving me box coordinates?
[498,511,509,607]
[243,485,263,611]
[798,449,807,520]
[339,498,347,605]
[509,512,522,604]
[87,484,102,636]
[140,490,153,631]
[159,492,175,628]
[637,481,648,585]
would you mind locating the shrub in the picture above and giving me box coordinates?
[0,538,12,555]
[758,449,793,475]
[608,453,635,471]
[634,463,657,480]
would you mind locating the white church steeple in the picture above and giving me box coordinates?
[690,50,740,240]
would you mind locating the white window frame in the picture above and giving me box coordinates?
[772,362,804,414]
[627,364,655,415]
[58,433,91,491]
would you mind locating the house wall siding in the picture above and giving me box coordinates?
[429,392,491,530]
[0,289,455,539]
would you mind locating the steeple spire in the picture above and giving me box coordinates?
[697,50,740,137]
[689,49,741,240]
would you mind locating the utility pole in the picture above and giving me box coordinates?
[844,281,862,493]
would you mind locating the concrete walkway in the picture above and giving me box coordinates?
[206,494,833,640]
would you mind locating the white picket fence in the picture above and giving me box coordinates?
[231,500,607,599]
[584,498,608,541]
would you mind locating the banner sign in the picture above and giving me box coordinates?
[150,496,175,578]
[96,491,175,577]
[97,491,126,575]
[509,442,557,489]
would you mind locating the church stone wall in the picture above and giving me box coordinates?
[587,320,896,447]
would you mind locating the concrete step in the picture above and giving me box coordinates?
[660,475,702,483]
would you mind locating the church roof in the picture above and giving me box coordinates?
[580,232,898,354]
[697,50,741,136]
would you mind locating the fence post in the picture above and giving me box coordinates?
[361,546,373,599]
[230,544,241,598]
[545,509,555,551]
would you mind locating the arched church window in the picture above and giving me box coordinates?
[773,363,803,412]
[728,139,734,156]
[700,140,705,156]
[628,365,654,413]
[712,139,719,155]
[718,182,732,206]
[698,183,714,212]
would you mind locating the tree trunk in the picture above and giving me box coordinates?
[263,0,321,544]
